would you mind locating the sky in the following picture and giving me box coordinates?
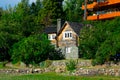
[0,0,36,9]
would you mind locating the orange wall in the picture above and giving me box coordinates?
[87,11,120,20]
[82,0,120,10]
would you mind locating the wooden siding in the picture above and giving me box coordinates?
[57,23,79,47]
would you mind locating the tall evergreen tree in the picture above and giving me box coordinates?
[30,0,42,16]
[0,0,44,61]
[0,8,3,20]
[64,0,84,22]
[39,0,64,26]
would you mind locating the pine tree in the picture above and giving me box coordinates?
[39,0,64,26]
[64,0,84,22]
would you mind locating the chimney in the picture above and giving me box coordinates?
[57,19,61,34]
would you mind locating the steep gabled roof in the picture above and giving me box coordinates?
[57,21,83,36]
[44,25,57,34]
[67,21,83,35]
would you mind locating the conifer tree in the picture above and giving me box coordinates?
[39,0,64,26]
[64,0,84,22]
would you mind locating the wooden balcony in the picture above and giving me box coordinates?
[87,11,120,20]
[82,0,120,10]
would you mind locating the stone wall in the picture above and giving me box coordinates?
[1,60,120,76]
[65,46,78,59]
[51,59,92,67]
[50,60,120,76]
[0,68,120,76]
[73,68,120,76]
[59,46,78,59]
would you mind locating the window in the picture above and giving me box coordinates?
[66,47,71,53]
[48,34,56,40]
[63,31,72,39]
[97,0,106,3]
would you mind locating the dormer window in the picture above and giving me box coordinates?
[63,31,72,39]
[48,34,56,40]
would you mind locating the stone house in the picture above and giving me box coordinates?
[45,19,83,59]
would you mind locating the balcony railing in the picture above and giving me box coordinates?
[87,11,120,20]
[82,0,120,10]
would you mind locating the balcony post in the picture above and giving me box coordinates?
[84,0,87,21]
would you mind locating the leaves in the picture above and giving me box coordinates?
[11,34,52,64]
[79,17,120,65]
[63,0,84,22]
[38,0,64,26]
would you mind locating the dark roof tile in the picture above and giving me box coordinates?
[44,21,84,35]
[67,21,83,35]
[44,25,57,34]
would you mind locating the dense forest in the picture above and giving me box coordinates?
[79,18,120,65]
[0,0,120,65]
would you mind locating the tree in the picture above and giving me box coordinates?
[79,17,120,65]
[0,11,24,61]
[11,34,55,64]
[0,7,3,19]
[38,0,64,26]
[0,0,44,62]
[63,0,84,22]
[30,0,42,15]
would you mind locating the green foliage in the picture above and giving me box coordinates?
[39,60,52,68]
[0,62,4,68]
[0,31,23,61]
[48,49,64,60]
[39,0,64,26]
[0,61,8,68]
[79,17,120,65]
[11,34,54,64]
[66,60,78,71]
[79,25,99,59]
[0,0,44,62]
[63,0,84,22]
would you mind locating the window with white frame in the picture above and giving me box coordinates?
[63,31,72,39]
[48,34,56,40]
[66,47,71,53]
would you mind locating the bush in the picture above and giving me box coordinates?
[48,49,64,60]
[92,59,99,66]
[0,61,8,68]
[65,60,78,71]
[11,34,54,65]
[39,60,52,68]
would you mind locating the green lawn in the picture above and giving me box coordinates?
[0,73,120,80]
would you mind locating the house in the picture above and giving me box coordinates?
[45,19,83,59]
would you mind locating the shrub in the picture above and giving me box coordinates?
[48,49,65,60]
[65,60,78,71]
[39,60,52,68]
[11,34,54,65]
[92,59,99,66]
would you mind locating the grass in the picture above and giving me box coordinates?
[0,73,120,80]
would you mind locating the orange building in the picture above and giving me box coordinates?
[82,0,120,20]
